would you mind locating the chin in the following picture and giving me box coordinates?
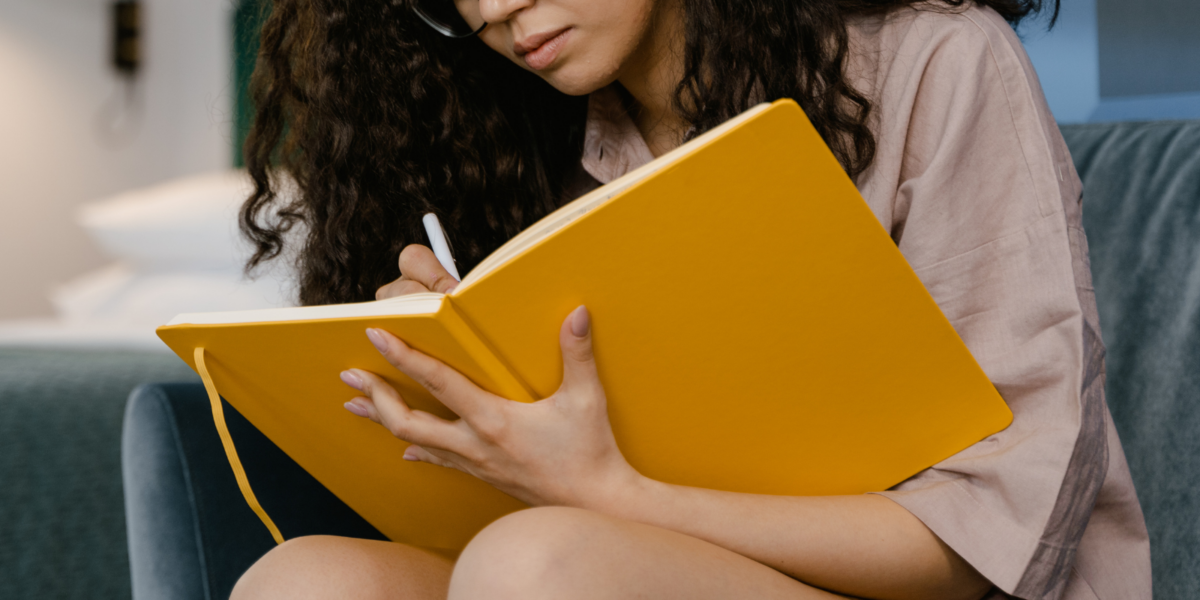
[538,68,616,97]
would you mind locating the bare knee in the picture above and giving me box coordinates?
[232,536,343,600]
[449,507,617,600]
[233,535,451,600]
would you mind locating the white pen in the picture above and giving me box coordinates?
[422,213,461,282]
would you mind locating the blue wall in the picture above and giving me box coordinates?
[1021,0,1099,123]
[1022,0,1200,123]
[1098,0,1200,97]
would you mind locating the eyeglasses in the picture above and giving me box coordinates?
[412,0,487,38]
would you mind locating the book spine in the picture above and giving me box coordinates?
[438,298,538,402]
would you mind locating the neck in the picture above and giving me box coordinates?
[617,0,687,157]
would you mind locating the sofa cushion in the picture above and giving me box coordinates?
[0,348,197,600]
[1062,120,1200,599]
[123,383,387,600]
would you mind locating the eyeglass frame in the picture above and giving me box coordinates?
[412,0,488,38]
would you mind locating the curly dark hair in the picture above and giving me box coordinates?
[241,0,1059,306]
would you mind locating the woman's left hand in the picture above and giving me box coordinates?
[339,306,644,509]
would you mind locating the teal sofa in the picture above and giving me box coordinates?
[0,349,196,599]
[1061,120,1200,592]
[1,119,1197,599]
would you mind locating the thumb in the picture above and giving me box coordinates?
[559,306,599,393]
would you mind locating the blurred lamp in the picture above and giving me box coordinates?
[113,1,140,75]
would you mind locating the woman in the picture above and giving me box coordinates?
[232,0,1150,598]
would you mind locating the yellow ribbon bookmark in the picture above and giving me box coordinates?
[194,347,285,545]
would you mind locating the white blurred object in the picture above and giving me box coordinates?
[0,170,298,350]
[50,263,292,326]
[77,170,255,270]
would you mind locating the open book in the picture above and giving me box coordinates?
[158,99,1012,552]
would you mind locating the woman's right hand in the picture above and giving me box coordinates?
[375,244,459,300]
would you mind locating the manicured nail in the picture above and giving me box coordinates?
[344,400,370,418]
[403,448,419,461]
[570,306,590,337]
[366,328,388,353]
[340,370,363,390]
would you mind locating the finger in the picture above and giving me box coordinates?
[341,368,470,452]
[403,445,463,471]
[375,278,431,300]
[399,244,459,294]
[365,328,496,422]
[558,306,601,395]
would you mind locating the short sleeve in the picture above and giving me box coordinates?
[848,6,1147,599]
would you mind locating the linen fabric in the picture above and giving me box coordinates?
[577,4,1150,599]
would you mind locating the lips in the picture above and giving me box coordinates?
[514,27,571,71]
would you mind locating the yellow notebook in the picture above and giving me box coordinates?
[158,99,1012,553]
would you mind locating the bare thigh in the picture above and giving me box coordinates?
[232,508,843,600]
[231,535,453,600]
[450,506,844,600]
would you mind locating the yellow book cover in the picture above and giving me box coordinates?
[157,99,1012,553]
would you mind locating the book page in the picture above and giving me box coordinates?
[165,293,445,326]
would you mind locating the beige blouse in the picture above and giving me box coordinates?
[576,4,1151,599]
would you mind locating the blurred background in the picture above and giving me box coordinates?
[0,0,276,349]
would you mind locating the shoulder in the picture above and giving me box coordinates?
[844,2,1059,176]
[847,2,1072,212]
[847,2,1021,53]
[846,2,1036,103]
[846,2,1082,265]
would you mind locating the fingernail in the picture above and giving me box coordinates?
[340,370,363,390]
[403,448,419,461]
[366,328,388,353]
[570,306,590,337]
[344,400,370,418]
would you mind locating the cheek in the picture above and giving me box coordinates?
[561,6,655,85]
[547,38,628,94]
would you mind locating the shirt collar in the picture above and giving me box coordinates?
[580,84,657,185]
